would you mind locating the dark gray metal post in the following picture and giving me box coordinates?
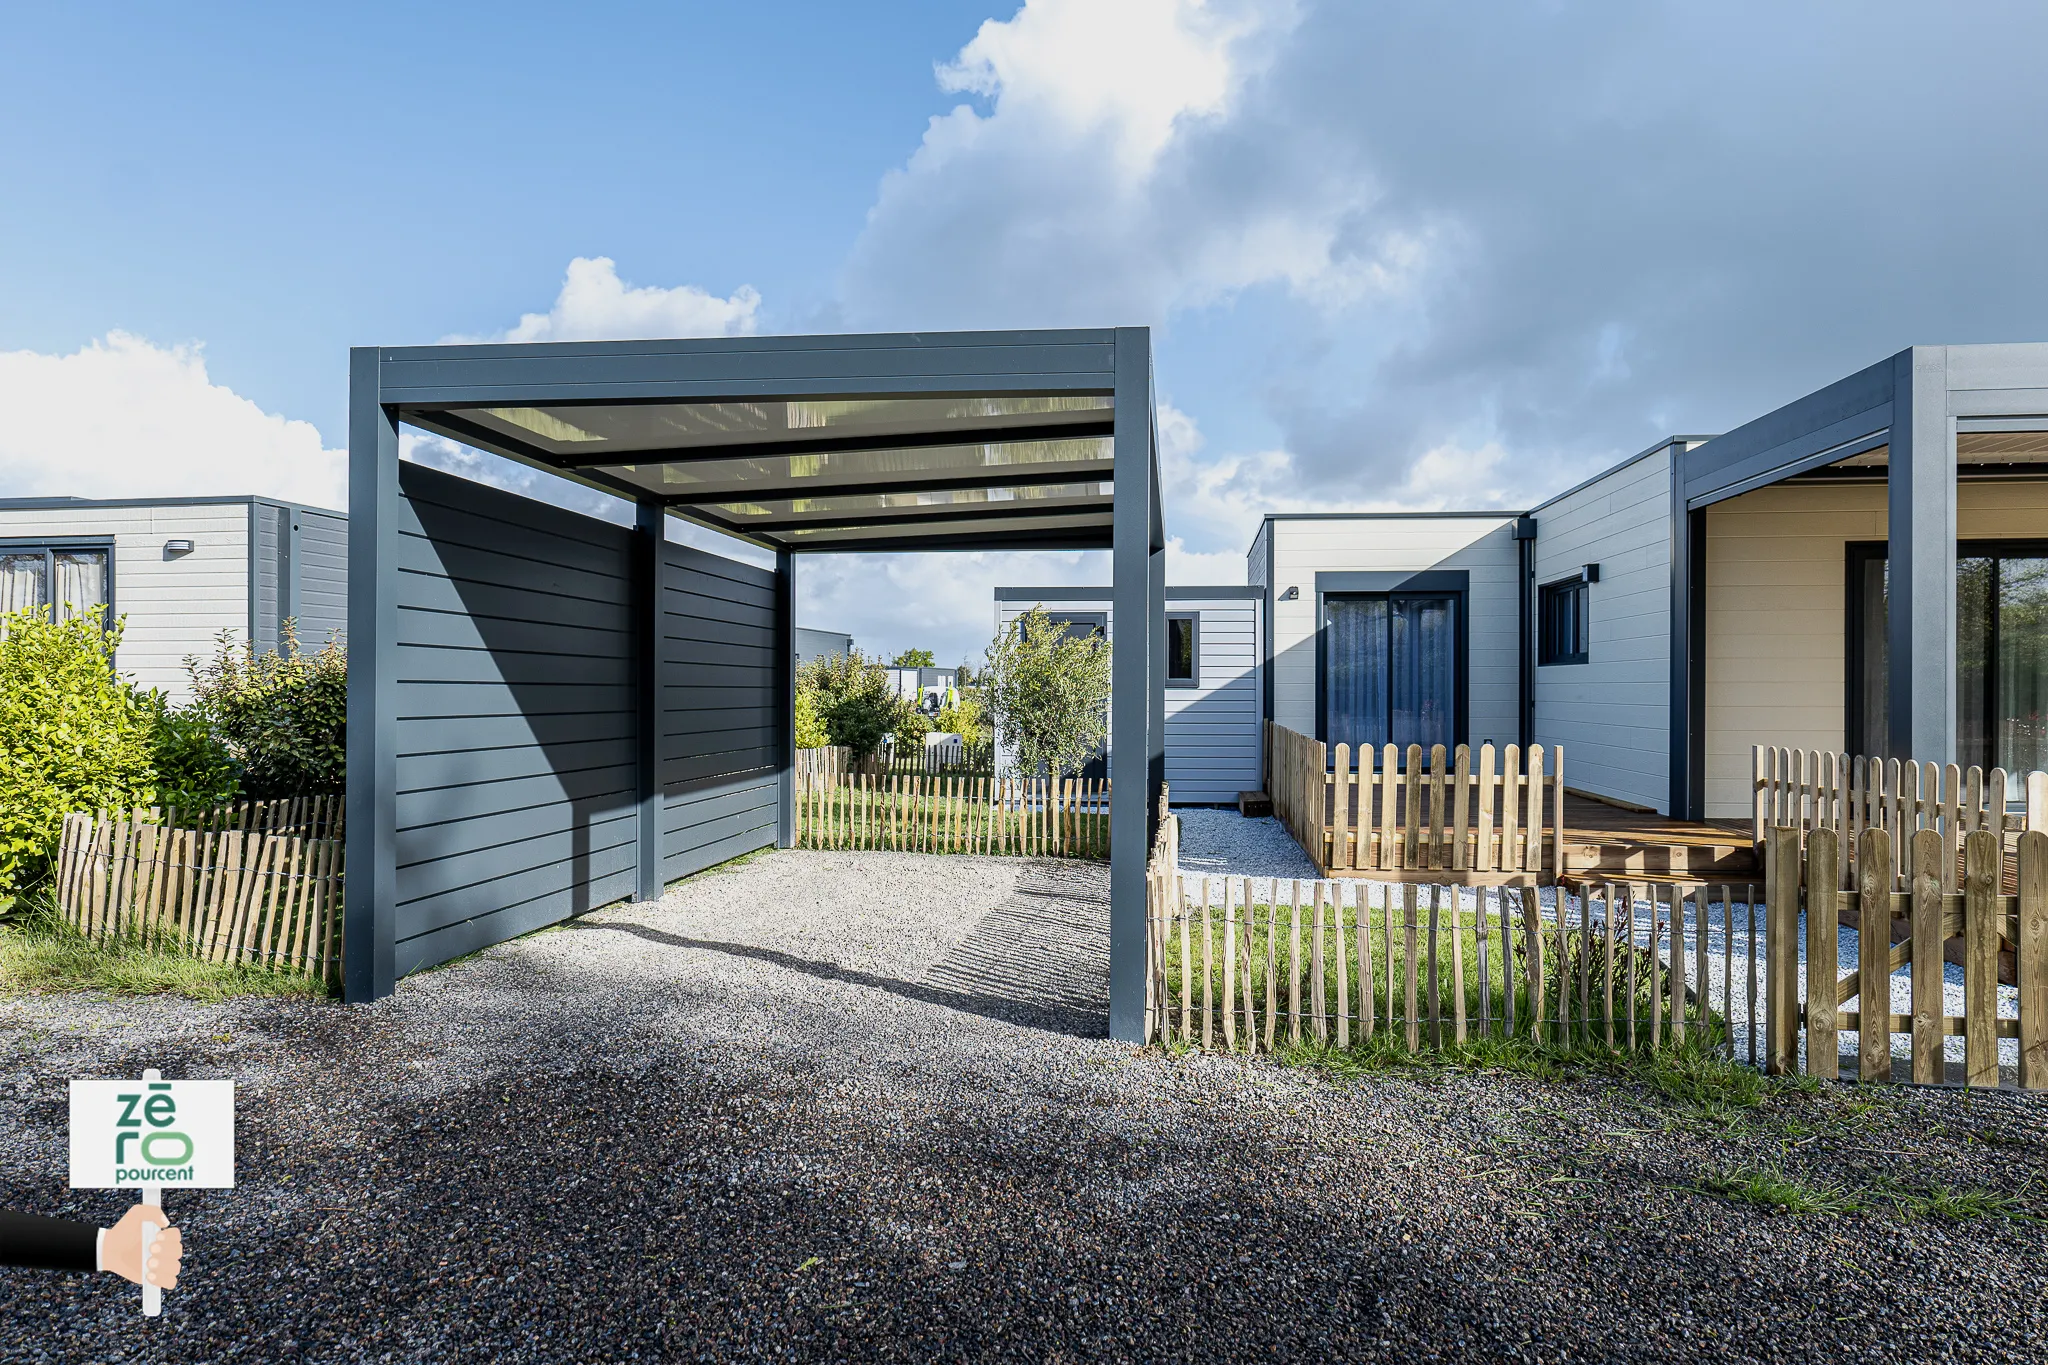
[1108,326,1156,1044]
[1887,347,1956,763]
[775,548,796,848]
[635,500,664,900]
[343,348,398,1005]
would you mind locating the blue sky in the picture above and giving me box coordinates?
[5,1,2048,666]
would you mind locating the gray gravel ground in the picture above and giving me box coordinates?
[4,848,2047,1363]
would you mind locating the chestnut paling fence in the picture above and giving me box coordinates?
[1144,867,1766,1062]
[795,772,1110,858]
[1765,824,2048,1089]
[1264,722,1567,883]
[53,797,346,982]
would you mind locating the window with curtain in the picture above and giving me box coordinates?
[0,545,110,632]
[1848,541,2048,773]
[1324,592,1459,755]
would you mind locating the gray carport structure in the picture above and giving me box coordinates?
[345,327,1165,1041]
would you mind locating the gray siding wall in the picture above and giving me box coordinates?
[294,507,348,649]
[253,502,285,652]
[659,540,780,882]
[391,462,640,975]
[1529,445,1674,812]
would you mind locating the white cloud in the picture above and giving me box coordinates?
[0,331,345,508]
[491,256,761,342]
[841,0,1416,329]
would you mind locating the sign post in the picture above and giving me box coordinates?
[69,1068,235,1315]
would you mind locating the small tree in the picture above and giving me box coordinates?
[892,648,935,668]
[796,649,909,760]
[793,685,830,749]
[981,605,1111,781]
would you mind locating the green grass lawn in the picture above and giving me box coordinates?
[798,783,1109,858]
[1159,893,1728,1054]
[0,903,329,1002]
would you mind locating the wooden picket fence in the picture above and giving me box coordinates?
[796,743,990,780]
[54,798,345,983]
[1767,824,2048,1089]
[1265,722,1566,883]
[795,773,1109,858]
[1144,868,1767,1062]
[1752,744,2048,891]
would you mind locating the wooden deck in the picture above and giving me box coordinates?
[1310,785,1758,883]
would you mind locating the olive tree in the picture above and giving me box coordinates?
[980,605,1111,781]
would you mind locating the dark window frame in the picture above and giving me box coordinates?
[0,536,117,628]
[1313,571,1471,757]
[1845,537,2048,766]
[1537,575,1589,666]
[1165,611,1199,688]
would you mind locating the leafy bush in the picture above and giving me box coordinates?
[0,608,160,892]
[149,706,241,809]
[187,621,347,798]
[894,708,931,755]
[981,605,1112,780]
[935,689,987,747]
[793,685,830,749]
[796,649,909,760]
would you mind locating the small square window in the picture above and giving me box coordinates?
[1538,577,1589,666]
[1166,613,1198,686]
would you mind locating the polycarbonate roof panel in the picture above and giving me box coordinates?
[455,393,1113,457]
[706,481,1112,527]
[1832,432,2048,468]
[593,436,1113,500]
[777,510,1115,543]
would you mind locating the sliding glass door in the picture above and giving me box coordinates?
[1324,593,1459,757]
[1849,542,2048,772]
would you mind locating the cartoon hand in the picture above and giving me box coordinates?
[103,1205,181,1289]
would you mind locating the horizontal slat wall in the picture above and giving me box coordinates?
[391,461,640,975]
[660,539,781,881]
[294,508,349,649]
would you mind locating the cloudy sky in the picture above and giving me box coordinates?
[5,1,2048,667]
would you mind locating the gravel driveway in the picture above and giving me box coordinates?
[3,848,2046,1363]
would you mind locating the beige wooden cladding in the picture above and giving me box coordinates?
[1751,744,2048,891]
[1265,721,1564,883]
[794,773,1110,858]
[1767,822,2046,1089]
[54,797,345,982]
[1143,869,1765,1059]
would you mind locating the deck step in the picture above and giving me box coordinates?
[1566,841,1759,879]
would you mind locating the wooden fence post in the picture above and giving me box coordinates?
[1765,826,1802,1076]
[1910,827,1944,1085]
[1805,827,1839,1079]
[2019,829,2047,1091]
[1963,828,2000,1088]
[1858,827,1894,1083]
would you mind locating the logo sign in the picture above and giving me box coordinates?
[68,1078,235,1190]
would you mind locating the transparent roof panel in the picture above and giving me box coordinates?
[593,436,1113,499]
[1832,432,2048,469]
[707,482,1111,525]
[777,510,1114,544]
[454,394,1113,457]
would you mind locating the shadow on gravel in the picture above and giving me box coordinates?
[571,918,1108,1039]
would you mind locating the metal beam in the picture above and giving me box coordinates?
[1888,346,1956,763]
[652,460,1116,508]
[775,548,795,850]
[550,418,1115,469]
[767,527,1115,555]
[344,348,398,1005]
[1108,326,1155,1045]
[635,499,664,901]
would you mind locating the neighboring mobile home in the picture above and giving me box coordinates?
[994,586,1263,804]
[0,495,347,703]
[1244,343,2048,823]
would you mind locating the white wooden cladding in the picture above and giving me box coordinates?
[1752,745,2048,891]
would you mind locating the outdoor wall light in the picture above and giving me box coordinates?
[163,539,196,558]
[1581,563,1600,583]
[1280,586,1300,601]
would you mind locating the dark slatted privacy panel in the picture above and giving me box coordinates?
[660,540,780,881]
[392,462,639,974]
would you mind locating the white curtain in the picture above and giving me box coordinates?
[53,550,108,622]
[0,553,46,623]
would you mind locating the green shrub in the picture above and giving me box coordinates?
[0,608,160,892]
[796,649,909,760]
[934,689,987,748]
[794,685,830,749]
[895,708,931,755]
[149,705,241,809]
[187,621,346,798]
[981,604,1111,780]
